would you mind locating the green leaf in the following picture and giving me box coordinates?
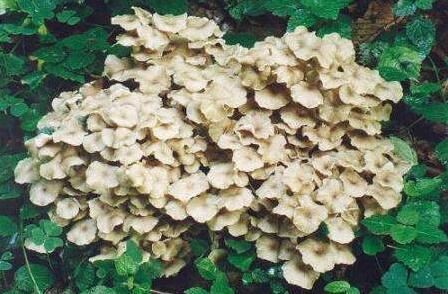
[397,201,441,227]
[263,0,301,17]
[225,238,253,254]
[81,286,117,294]
[115,254,139,276]
[242,268,270,285]
[404,177,442,198]
[185,287,209,294]
[389,136,418,166]
[415,222,448,244]
[228,0,267,20]
[146,0,188,15]
[300,0,351,20]
[378,46,423,81]
[195,258,219,281]
[390,224,418,244]
[381,263,415,293]
[412,103,448,124]
[430,256,448,289]
[40,219,62,236]
[0,216,17,237]
[21,71,47,89]
[324,280,351,293]
[223,32,257,48]
[135,259,162,282]
[125,240,143,263]
[362,235,385,256]
[227,250,256,271]
[15,264,55,292]
[362,215,397,235]
[435,139,448,167]
[17,0,57,24]
[393,244,433,271]
[408,266,434,288]
[317,15,352,39]
[56,10,81,25]
[189,239,209,257]
[75,263,97,291]
[410,82,440,97]
[415,0,435,9]
[393,0,417,16]
[30,227,46,245]
[43,237,63,252]
[210,273,234,294]
[0,260,12,271]
[405,17,435,57]
[286,9,318,30]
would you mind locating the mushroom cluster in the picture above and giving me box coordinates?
[15,7,410,289]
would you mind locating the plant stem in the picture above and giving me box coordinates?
[20,220,42,294]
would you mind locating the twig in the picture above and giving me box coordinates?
[364,16,405,43]
[21,245,42,294]
[151,289,174,294]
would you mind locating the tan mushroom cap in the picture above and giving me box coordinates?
[186,193,219,223]
[255,234,280,263]
[232,147,264,172]
[282,257,320,289]
[67,219,98,246]
[29,180,63,206]
[290,82,324,109]
[56,198,80,220]
[168,171,209,202]
[218,187,254,211]
[15,158,40,184]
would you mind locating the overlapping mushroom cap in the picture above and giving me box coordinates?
[15,7,409,289]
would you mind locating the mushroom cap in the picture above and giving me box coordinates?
[282,257,320,289]
[67,219,98,246]
[168,172,209,202]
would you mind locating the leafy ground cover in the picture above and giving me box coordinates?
[0,0,447,293]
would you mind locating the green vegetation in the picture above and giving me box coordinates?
[1,0,447,293]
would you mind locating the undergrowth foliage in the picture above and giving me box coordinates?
[0,0,446,293]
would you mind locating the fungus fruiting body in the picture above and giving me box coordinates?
[15,7,409,288]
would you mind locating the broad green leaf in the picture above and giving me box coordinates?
[227,250,256,271]
[146,0,188,15]
[56,10,81,25]
[43,237,63,252]
[74,263,97,291]
[324,280,351,293]
[223,32,257,48]
[408,266,434,288]
[404,177,442,198]
[30,227,46,245]
[410,82,440,96]
[17,0,57,24]
[228,0,267,20]
[242,268,270,285]
[393,244,433,271]
[300,0,351,20]
[135,259,162,283]
[362,235,385,256]
[415,222,448,244]
[415,0,435,9]
[390,224,418,244]
[225,238,253,254]
[382,263,408,288]
[393,0,417,16]
[362,215,397,235]
[81,286,116,294]
[114,254,139,276]
[389,136,418,166]
[15,264,55,292]
[263,0,301,16]
[195,258,219,281]
[0,260,12,271]
[287,9,318,30]
[210,273,234,294]
[411,103,448,124]
[431,256,448,289]
[435,139,448,167]
[0,216,17,237]
[189,239,209,257]
[40,219,62,236]
[405,17,435,56]
[317,15,352,39]
[378,46,422,81]
[125,240,142,263]
[398,201,440,227]
[185,287,209,294]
